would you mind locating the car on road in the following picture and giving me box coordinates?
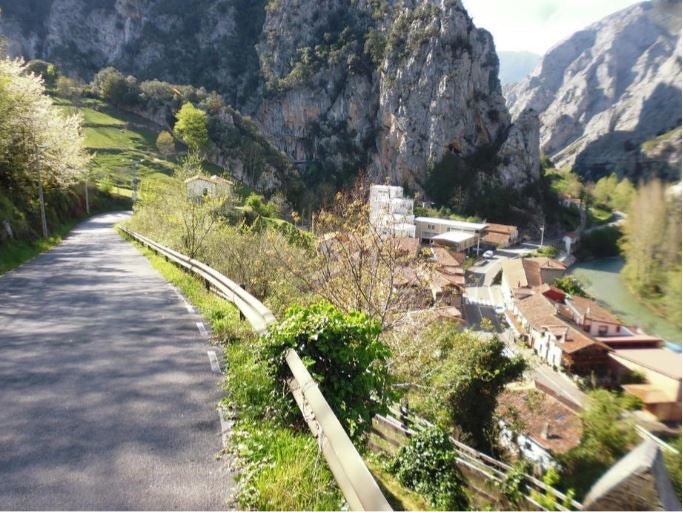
[483,250,495,259]
[494,305,506,315]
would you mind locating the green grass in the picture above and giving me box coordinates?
[641,127,682,152]
[366,455,432,511]
[121,234,341,510]
[0,219,79,274]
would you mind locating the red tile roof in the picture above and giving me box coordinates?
[569,296,621,325]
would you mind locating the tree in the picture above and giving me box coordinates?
[55,76,83,99]
[391,322,526,450]
[553,276,588,297]
[263,302,393,439]
[439,333,526,449]
[559,389,637,497]
[611,178,636,211]
[133,153,228,259]
[309,180,429,330]
[174,102,208,151]
[92,67,137,107]
[0,58,88,237]
[155,130,175,156]
[591,173,618,208]
[621,179,679,301]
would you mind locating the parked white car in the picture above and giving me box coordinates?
[494,305,506,315]
[483,250,495,259]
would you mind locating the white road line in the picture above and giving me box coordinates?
[207,350,222,374]
[217,408,230,449]
[196,321,208,337]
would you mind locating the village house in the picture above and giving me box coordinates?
[501,257,566,308]
[512,291,611,375]
[482,223,519,248]
[610,349,682,422]
[563,295,623,336]
[184,174,233,199]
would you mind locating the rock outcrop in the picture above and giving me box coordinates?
[1,0,541,208]
[506,0,682,181]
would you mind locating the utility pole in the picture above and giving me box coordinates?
[131,161,138,203]
[84,172,90,215]
[540,223,545,248]
[35,144,48,238]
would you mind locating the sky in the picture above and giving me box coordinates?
[461,0,644,54]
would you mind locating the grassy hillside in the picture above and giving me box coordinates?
[54,97,177,193]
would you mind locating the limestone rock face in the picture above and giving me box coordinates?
[0,0,540,198]
[506,0,682,180]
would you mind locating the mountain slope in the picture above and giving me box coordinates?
[506,0,682,181]
[0,0,541,215]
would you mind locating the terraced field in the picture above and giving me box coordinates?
[54,97,177,193]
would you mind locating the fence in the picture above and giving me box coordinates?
[371,406,583,511]
[119,226,391,511]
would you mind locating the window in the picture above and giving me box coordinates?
[616,325,621,333]
[598,325,608,336]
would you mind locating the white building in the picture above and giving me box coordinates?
[369,185,416,238]
[414,217,487,252]
[185,174,233,199]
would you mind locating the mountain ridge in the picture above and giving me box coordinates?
[505,0,682,181]
[0,0,542,215]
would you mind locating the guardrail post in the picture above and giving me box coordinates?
[238,283,246,321]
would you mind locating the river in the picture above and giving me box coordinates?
[569,257,681,347]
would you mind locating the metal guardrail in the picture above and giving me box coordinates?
[384,406,583,511]
[119,227,391,511]
[635,425,678,454]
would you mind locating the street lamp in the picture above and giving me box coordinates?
[131,160,139,203]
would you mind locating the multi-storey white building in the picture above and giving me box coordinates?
[369,185,416,238]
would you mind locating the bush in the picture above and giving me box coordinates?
[553,276,588,297]
[263,302,393,439]
[389,426,468,510]
[577,226,622,259]
[155,130,176,156]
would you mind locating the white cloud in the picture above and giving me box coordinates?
[461,0,645,54]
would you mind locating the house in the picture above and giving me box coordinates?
[497,387,582,468]
[501,258,567,309]
[482,223,519,248]
[563,296,623,337]
[185,174,232,198]
[609,349,682,422]
[513,292,611,375]
[528,257,567,284]
[414,217,487,252]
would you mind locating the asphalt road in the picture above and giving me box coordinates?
[0,212,231,510]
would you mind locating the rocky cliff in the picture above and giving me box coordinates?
[506,0,682,181]
[1,0,541,213]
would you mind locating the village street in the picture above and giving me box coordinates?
[463,249,587,410]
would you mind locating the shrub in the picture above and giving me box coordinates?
[263,302,393,439]
[389,426,468,510]
[155,130,175,156]
[98,175,114,194]
[553,276,588,297]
